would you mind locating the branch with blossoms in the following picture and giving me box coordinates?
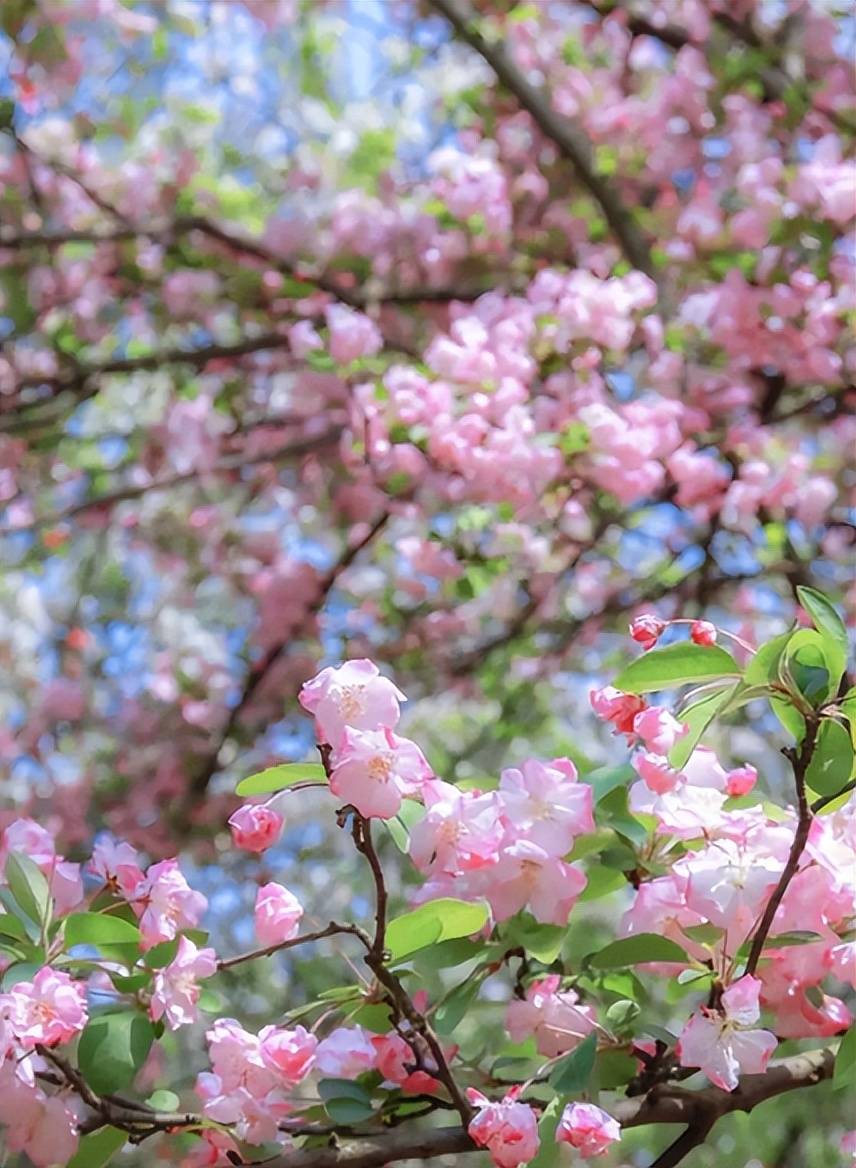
[0,589,852,1168]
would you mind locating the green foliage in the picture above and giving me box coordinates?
[236,762,327,796]
[613,642,741,693]
[549,1031,598,1093]
[78,1011,156,1094]
[67,1127,127,1168]
[386,898,489,962]
[588,933,690,968]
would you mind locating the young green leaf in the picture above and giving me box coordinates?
[64,912,141,949]
[549,1031,597,1093]
[834,1024,856,1089]
[236,762,327,797]
[77,1012,156,1094]
[588,933,690,969]
[796,587,848,681]
[805,719,855,798]
[386,898,489,962]
[5,852,51,929]
[671,683,741,768]
[612,642,741,694]
[67,1127,127,1168]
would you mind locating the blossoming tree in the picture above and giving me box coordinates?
[0,0,853,1165]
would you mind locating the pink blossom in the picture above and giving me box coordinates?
[289,319,323,358]
[228,803,284,853]
[590,686,648,739]
[3,967,88,1048]
[329,727,432,819]
[254,882,304,947]
[629,613,666,650]
[678,975,777,1090]
[372,1032,442,1094]
[725,764,757,797]
[690,620,717,646]
[633,751,683,794]
[299,659,406,746]
[129,858,208,950]
[488,840,586,925]
[841,1130,856,1163]
[633,708,688,755]
[0,1071,79,1168]
[409,779,503,875]
[150,936,217,1030]
[314,1025,378,1079]
[466,1086,540,1168]
[498,758,593,856]
[325,305,383,364]
[259,1024,317,1083]
[89,837,145,896]
[506,976,597,1058]
[555,1102,621,1157]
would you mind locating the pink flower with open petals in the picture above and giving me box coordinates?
[254,882,303,946]
[633,708,688,755]
[590,687,647,739]
[498,758,593,856]
[488,840,586,926]
[150,936,217,1030]
[466,1086,540,1168]
[299,659,405,747]
[409,779,503,875]
[4,967,88,1048]
[556,1102,621,1157]
[228,803,284,853]
[329,727,432,819]
[506,976,597,1058]
[260,1024,317,1083]
[314,1025,378,1079]
[633,750,683,794]
[678,975,777,1091]
[129,858,207,950]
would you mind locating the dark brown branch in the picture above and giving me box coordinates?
[428,0,655,277]
[744,717,819,975]
[217,921,371,972]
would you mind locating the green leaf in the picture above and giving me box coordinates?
[549,1032,597,1093]
[528,1097,562,1168]
[64,912,141,949]
[78,1012,156,1094]
[834,1024,856,1089]
[588,933,690,969]
[412,937,484,971]
[318,1079,375,1124]
[501,917,566,964]
[434,977,483,1035]
[68,1127,127,1168]
[805,719,855,798]
[671,684,741,768]
[796,587,848,682]
[0,913,30,943]
[1,960,43,989]
[236,762,327,796]
[5,852,51,928]
[612,642,741,694]
[583,764,634,803]
[745,630,794,687]
[386,898,489,962]
[147,1089,180,1111]
[578,866,626,903]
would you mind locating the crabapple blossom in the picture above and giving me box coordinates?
[228,803,284,852]
[690,620,718,646]
[555,1102,621,1158]
[590,687,648,739]
[150,936,217,1030]
[632,750,683,794]
[259,1025,317,1083]
[254,882,304,946]
[0,1071,79,1168]
[466,1087,540,1168]
[314,1025,378,1078]
[299,659,406,746]
[128,858,207,949]
[498,758,594,855]
[506,975,597,1058]
[328,726,432,818]
[488,840,587,925]
[2,968,88,1048]
[629,613,666,650]
[409,779,504,875]
[632,708,688,755]
[678,977,777,1091]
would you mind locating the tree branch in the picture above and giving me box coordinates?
[428,0,655,277]
[216,921,371,972]
[744,717,819,975]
